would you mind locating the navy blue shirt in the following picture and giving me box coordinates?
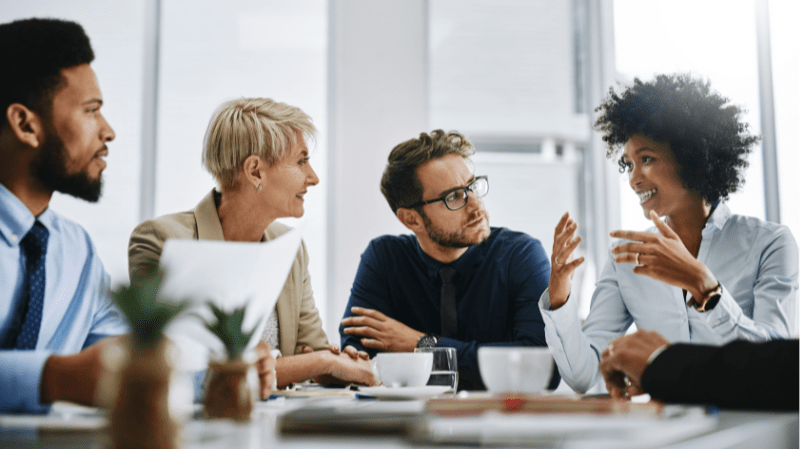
[340,227,555,390]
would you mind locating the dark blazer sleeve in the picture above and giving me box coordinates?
[641,339,799,410]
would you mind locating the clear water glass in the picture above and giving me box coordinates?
[414,347,458,393]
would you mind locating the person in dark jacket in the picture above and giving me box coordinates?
[600,329,799,410]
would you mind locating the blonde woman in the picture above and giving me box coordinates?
[129,98,378,396]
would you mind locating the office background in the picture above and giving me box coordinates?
[2,0,797,340]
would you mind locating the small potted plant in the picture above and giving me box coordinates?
[200,303,258,421]
[108,268,188,449]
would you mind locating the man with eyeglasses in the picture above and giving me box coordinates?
[339,130,555,390]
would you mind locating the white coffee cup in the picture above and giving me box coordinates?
[478,347,554,393]
[370,353,433,388]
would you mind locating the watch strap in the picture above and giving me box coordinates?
[689,282,722,312]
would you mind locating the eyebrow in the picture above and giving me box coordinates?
[81,99,103,107]
[435,175,476,198]
[621,147,657,161]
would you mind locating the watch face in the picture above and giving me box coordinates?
[417,335,437,348]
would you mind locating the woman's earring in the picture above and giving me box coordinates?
[257,184,262,192]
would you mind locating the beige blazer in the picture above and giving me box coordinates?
[128,189,329,356]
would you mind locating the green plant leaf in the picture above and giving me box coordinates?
[201,302,255,360]
[111,268,188,346]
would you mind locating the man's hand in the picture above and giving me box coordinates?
[599,330,670,400]
[41,336,121,406]
[341,307,424,353]
[610,210,718,302]
[254,341,277,400]
[548,212,585,310]
[313,351,380,386]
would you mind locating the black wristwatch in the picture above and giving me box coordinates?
[689,282,723,312]
[416,334,438,348]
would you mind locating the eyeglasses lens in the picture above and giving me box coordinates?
[470,178,488,197]
[444,177,488,211]
[445,190,468,210]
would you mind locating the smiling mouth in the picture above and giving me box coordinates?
[637,188,656,204]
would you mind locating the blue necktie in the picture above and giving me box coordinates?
[14,221,49,350]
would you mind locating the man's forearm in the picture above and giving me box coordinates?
[0,351,52,412]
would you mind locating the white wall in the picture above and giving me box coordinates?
[326,0,429,339]
[429,0,587,139]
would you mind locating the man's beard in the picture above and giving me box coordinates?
[31,125,103,202]
[420,209,490,249]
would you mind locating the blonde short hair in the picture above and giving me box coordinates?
[202,98,316,190]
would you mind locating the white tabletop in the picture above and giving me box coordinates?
[1,397,797,449]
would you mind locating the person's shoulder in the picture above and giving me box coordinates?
[361,234,419,262]
[132,209,196,240]
[722,212,796,246]
[479,228,547,263]
[486,227,544,249]
[368,233,417,249]
[725,212,787,232]
[43,210,96,248]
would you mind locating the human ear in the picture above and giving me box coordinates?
[5,104,43,148]
[241,155,266,190]
[397,208,424,233]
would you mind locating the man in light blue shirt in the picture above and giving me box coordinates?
[0,18,127,412]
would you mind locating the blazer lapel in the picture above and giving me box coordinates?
[193,190,225,241]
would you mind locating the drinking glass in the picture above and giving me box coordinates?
[414,347,458,393]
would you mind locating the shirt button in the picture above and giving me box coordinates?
[10,234,19,243]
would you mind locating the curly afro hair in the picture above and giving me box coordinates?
[593,74,760,204]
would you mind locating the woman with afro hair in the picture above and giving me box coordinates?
[538,74,798,394]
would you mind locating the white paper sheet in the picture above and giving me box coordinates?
[158,229,302,370]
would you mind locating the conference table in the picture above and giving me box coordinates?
[1,389,797,449]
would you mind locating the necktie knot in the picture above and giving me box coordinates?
[21,221,49,260]
[439,265,456,284]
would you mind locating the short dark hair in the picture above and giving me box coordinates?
[380,130,475,214]
[0,18,95,127]
[594,73,759,204]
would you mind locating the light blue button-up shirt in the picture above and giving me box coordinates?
[0,183,128,412]
[540,203,799,393]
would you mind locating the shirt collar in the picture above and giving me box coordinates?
[704,202,731,233]
[0,183,37,247]
[414,231,486,281]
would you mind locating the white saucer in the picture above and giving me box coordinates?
[358,385,451,399]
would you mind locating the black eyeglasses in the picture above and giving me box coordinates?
[408,176,489,211]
